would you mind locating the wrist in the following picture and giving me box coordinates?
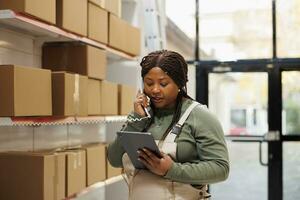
[161,169,168,176]
[162,161,173,177]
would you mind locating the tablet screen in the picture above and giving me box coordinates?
[117,131,162,169]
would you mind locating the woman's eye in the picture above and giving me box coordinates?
[145,82,153,87]
[160,83,168,87]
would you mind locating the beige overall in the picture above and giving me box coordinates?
[122,102,211,200]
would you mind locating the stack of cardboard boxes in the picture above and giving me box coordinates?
[41,41,135,117]
[0,62,136,117]
[0,0,140,56]
[0,0,138,118]
[0,0,139,198]
[0,143,122,200]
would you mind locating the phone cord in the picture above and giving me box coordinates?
[127,115,150,122]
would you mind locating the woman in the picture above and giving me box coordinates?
[108,50,229,200]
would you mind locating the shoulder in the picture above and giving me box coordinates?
[184,99,223,131]
[182,99,212,120]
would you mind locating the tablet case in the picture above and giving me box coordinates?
[117,131,162,169]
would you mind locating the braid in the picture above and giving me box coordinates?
[141,50,193,135]
[161,93,183,140]
[141,50,189,91]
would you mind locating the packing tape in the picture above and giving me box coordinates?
[78,151,82,167]
[73,74,80,118]
[51,145,83,154]
[73,155,77,170]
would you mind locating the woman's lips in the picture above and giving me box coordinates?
[151,97,163,103]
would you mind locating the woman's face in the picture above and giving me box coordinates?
[143,67,179,109]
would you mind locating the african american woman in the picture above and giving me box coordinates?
[108,50,229,200]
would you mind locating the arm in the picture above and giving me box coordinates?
[107,90,152,167]
[164,107,230,184]
[107,112,151,167]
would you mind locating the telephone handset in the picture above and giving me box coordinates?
[126,85,152,123]
[141,82,152,119]
[142,95,152,118]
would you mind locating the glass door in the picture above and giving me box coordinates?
[196,60,278,200]
[209,71,269,199]
[280,64,300,200]
[192,0,300,199]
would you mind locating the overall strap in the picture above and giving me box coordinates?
[177,101,200,126]
[164,101,200,143]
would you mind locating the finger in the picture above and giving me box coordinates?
[138,150,157,167]
[138,156,153,169]
[134,99,144,105]
[136,95,144,100]
[136,96,147,106]
[160,152,167,158]
[142,148,161,163]
[136,89,143,97]
[138,149,151,160]
[142,97,149,107]
[136,98,143,103]
[161,152,172,160]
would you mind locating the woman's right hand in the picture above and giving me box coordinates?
[134,90,150,117]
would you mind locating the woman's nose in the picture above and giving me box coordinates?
[151,85,161,94]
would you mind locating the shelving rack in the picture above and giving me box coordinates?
[0,116,127,126]
[0,9,137,61]
[0,8,133,200]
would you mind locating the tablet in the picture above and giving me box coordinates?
[117,131,162,169]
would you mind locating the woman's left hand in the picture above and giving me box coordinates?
[138,148,173,176]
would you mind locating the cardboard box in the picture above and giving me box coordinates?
[56,0,87,36]
[88,78,101,115]
[100,81,118,115]
[0,65,52,117]
[66,150,86,197]
[55,153,66,199]
[78,75,88,116]
[89,0,106,8]
[52,72,88,116]
[52,72,75,116]
[88,2,108,44]
[108,14,141,55]
[43,42,107,80]
[0,0,56,24]
[108,13,126,52]
[118,84,136,115]
[126,25,141,56]
[0,152,65,200]
[105,0,121,17]
[84,143,106,186]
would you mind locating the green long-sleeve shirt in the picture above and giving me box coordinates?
[107,98,229,185]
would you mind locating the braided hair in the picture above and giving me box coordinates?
[140,50,193,139]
